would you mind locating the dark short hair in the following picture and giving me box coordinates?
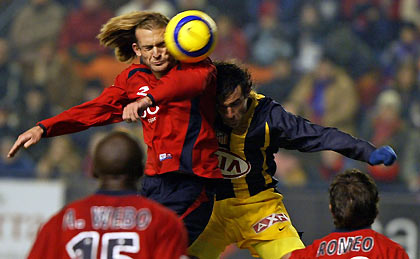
[329,169,379,229]
[92,131,144,180]
[214,61,253,103]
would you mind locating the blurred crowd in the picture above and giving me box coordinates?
[0,0,419,194]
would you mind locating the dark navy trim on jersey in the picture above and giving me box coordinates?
[37,123,48,137]
[128,67,152,79]
[334,226,372,233]
[215,93,377,200]
[146,93,156,106]
[95,190,139,196]
[179,97,202,173]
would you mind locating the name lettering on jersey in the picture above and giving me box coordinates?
[317,236,374,256]
[252,213,289,233]
[159,153,173,161]
[90,206,152,230]
[63,209,86,230]
[215,149,251,179]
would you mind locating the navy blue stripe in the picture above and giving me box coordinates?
[245,98,274,196]
[179,97,202,173]
[128,67,152,79]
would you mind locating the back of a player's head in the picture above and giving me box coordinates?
[329,168,379,229]
[215,61,253,102]
[92,131,144,181]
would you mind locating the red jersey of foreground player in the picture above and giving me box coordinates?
[289,169,408,259]
[290,228,408,259]
[37,59,220,178]
[27,193,188,259]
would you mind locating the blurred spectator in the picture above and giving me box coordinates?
[31,41,86,113]
[246,0,293,66]
[175,0,208,12]
[287,57,359,135]
[36,135,82,179]
[294,3,327,73]
[116,0,175,17]
[17,87,51,133]
[324,25,375,78]
[0,135,36,178]
[350,4,398,53]
[211,14,248,62]
[0,37,22,107]
[253,57,299,103]
[381,22,420,77]
[400,0,420,27]
[0,106,19,140]
[317,150,358,181]
[58,0,112,57]
[360,89,408,184]
[274,150,307,187]
[401,126,420,192]
[388,61,420,123]
[9,0,65,84]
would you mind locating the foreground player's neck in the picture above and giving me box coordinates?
[99,176,138,191]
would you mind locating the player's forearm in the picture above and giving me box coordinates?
[149,60,216,104]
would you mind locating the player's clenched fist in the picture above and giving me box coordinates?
[7,125,44,158]
[122,97,153,123]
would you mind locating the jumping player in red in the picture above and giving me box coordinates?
[7,11,221,245]
[27,131,188,259]
[287,168,408,259]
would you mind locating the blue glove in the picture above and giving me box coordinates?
[369,146,397,166]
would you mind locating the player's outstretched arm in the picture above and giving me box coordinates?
[368,145,397,166]
[7,125,44,158]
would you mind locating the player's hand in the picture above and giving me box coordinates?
[369,145,397,166]
[122,97,152,123]
[7,126,44,158]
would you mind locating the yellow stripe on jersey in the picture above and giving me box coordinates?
[229,92,260,198]
[261,122,273,186]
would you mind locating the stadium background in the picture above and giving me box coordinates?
[0,0,419,258]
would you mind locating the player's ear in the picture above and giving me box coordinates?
[132,42,141,57]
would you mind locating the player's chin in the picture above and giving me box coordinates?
[151,62,172,72]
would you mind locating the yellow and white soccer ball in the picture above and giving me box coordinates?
[165,10,218,63]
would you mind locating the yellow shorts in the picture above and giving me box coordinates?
[188,188,304,258]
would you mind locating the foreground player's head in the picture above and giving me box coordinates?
[329,169,379,229]
[215,61,253,129]
[92,131,144,190]
[98,11,175,78]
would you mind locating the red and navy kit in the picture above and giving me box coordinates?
[27,190,188,259]
[36,59,221,245]
[290,228,409,259]
[37,58,221,179]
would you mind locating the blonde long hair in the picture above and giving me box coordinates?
[97,11,169,63]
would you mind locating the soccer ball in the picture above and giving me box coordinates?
[165,10,218,63]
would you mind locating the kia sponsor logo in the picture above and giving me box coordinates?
[215,149,251,179]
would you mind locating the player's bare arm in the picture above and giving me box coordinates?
[122,96,153,123]
[7,125,44,158]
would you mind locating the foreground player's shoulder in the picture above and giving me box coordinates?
[373,231,409,257]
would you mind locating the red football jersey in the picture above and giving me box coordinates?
[27,192,188,259]
[37,59,221,179]
[290,228,409,259]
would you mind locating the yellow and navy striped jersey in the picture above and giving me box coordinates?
[214,91,376,200]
